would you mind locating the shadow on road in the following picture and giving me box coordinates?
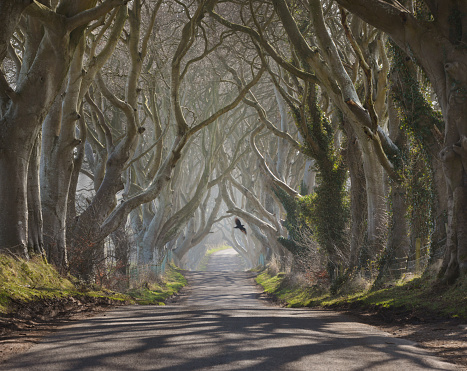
[2,305,455,370]
[1,248,457,370]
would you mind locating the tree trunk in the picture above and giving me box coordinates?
[381,94,410,279]
[274,86,287,181]
[0,118,38,257]
[360,143,387,254]
[27,132,44,257]
[342,121,367,270]
[41,39,85,272]
[430,157,448,260]
[110,225,130,287]
[335,0,467,283]
[0,0,117,256]
[387,184,410,274]
[67,115,86,225]
[439,140,467,281]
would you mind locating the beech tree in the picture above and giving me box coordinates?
[208,1,448,283]
[0,0,127,258]
[63,0,264,279]
[41,4,128,271]
[210,1,388,265]
[2,0,459,288]
[336,0,467,282]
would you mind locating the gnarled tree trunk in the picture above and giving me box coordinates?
[0,0,126,258]
[336,0,467,282]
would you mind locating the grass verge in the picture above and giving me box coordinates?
[256,269,467,319]
[126,264,187,305]
[0,254,189,314]
[0,254,131,315]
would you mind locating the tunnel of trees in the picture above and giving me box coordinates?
[1,0,466,288]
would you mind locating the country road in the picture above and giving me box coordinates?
[1,249,457,370]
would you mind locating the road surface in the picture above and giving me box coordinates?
[1,248,457,370]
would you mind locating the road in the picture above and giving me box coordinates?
[1,249,457,370]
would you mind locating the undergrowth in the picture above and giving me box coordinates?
[126,264,187,305]
[0,254,188,314]
[0,255,130,315]
[256,267,467,319]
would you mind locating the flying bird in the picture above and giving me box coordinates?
[234,217,247,235]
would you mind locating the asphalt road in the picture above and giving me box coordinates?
[1,249,457,370]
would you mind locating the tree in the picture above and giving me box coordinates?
[0,0,127,257]
[210,0,392,264]
[41,5,128,271]
[65,0,264,279]
[336,0,467,282]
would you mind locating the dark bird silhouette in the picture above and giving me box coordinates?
[234,217,247,234]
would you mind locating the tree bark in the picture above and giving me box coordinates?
[41,39,85,271]
[0,0,126,257]
[0,114,42,257]
[342,121,367,270]
[336,0,467,281]
[27,132,45,257]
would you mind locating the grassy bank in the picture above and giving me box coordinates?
[126,264,187,305]
[0,255,130,315]
[256,268,467,319]
[0,255,188,314]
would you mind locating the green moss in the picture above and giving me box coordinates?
[0,254,132,315]
[126,264,187,305]
[0,255,72,314]
[276,84,349,276]
[256,269,467,319]
[256,270,328,307]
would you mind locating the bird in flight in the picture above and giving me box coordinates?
[234,217,247,234]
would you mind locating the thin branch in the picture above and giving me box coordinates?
[124,124,169,170]
[340,7,378,130]
[188,65,266,137]
[141,0,163,60]
[85,92,114,151]
[80,168,95,182]
[251,124,300,198]
[209,10,318,84]
[66,0,129,33]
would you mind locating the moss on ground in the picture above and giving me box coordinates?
[0,254,188,314]
[126,264,187,305]
[0,255,131,315]
[256,269,467,319]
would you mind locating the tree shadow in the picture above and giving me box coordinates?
[2,305,455,370]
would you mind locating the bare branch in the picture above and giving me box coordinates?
[24,1,64,31]
[66,0,129,33]
[85,92,114,151]
[209,10,318,84]
[80,168,95,182]
[250,124,300,198]
[124,125,169,170]
[188,65,266,137]
[340,7,378,130]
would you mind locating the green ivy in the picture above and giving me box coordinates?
[276,83,349,275]
[389,42,441,256]
[389,42,444,151]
